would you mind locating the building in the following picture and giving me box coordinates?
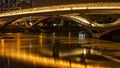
[0,0,16,8]
[16,0,32,9]
[0,0,32,12]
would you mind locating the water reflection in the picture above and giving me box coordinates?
[0,32,120,68]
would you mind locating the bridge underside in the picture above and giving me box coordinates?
[0,14,120,40]
[0,2,120,42]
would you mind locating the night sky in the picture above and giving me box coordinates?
[33,0,120,7]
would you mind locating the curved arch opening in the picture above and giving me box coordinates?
[33,16,92,37]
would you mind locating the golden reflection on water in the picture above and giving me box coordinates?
[0,47,108,68]
[0,47,82,68]
[39,33,43,47]
[0,33,114,68]
[1,39,4,47]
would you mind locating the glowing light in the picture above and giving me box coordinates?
[0,2,120,18]
[0,47,86,68]
[1,39,4,47]
[69,15,90,24]
[83,48,87,55]
[72,7,87,10]
[88,7,120,9]
[91,24,95,26]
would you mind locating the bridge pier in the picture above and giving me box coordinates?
[29,16,48,29]
[0,17,20,29]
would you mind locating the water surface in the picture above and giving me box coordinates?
[0,32,120,68]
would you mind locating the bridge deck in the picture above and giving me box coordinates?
[0,2,120,18]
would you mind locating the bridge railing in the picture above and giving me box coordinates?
[0,2,120,18]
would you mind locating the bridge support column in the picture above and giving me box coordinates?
[29,16,48,29]
[91,26,120,38]
[0,17,20,29]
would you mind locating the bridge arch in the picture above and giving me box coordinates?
[65,15,120,38]
[0,17,22,29]
[27,15,92,36]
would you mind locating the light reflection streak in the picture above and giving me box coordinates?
[0,48,83,68]
[0,45,106,68]
[0,34,119,68]
[17,33,21,47]
[39,33,43,47]
[1,39,4,47]
[68,32,71,45]
[83,48,87,56]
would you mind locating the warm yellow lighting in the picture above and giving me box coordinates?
[68,32,71,45]
[0,47,85,68]
[72,7,87,10]
[83,48,87,55]
[1,39,4,47]
[0,2,120,18]
[17,33,21,47]
[0,37,120,67]
[39,33,43,47]
[91,23,95,27]
[0,45,113,68]
[88,7,120,9]
[68,15,90,24]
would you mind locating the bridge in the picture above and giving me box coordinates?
[0,2,120,38]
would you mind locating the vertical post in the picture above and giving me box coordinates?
[0,17,20,29]
[60,17,64,26]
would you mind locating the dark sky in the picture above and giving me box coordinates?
[33,0,120,7]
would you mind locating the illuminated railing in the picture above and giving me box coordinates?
[91,18,120,27]
[63,15,90,25]
[64,15,120,28]
[0,2,120,18]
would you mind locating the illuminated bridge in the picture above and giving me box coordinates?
[0,2,120,39]
[0,1,120,68]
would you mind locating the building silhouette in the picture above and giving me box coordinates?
[0,0,32,12]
